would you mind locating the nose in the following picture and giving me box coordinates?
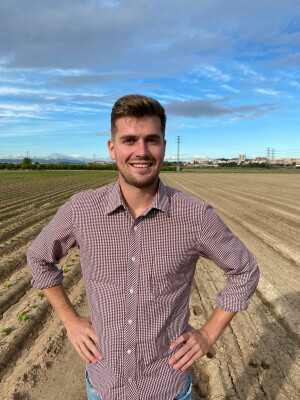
[135,139,150,158]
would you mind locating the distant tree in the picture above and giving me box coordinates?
[22,157,32,166]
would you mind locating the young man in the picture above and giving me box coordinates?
[27,95,259,400]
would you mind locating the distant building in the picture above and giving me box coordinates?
[291,158,300,165]
[238,154,246,163]
[255,157,267,163]
[193,157,209,165]
[93,160,114,165]
[270,158,284,165]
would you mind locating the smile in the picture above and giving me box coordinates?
[131,163,153,168]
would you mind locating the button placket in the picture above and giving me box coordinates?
[124,221,141,389]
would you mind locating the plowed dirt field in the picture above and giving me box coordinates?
[0,171,299,400]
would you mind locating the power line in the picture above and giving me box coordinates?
[176,136,181,172]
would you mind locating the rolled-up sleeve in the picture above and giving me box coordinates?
[27,200,77,289]
[198,204,260,312]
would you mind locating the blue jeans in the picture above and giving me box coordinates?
[85,370,192,400]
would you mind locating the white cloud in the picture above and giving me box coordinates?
[0,103,40,111]
[0,86,45,96]
[190,65,231,82]
[221,84,240,93]
[255,88,282,96]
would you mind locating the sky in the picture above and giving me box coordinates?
[0,0,300,162]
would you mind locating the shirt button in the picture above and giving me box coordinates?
[133,226,137,231]
[129,288,134,294]
[128,378,132,383]
[127,349,132,354]
[131,256,136,262]
[128,319,133,325]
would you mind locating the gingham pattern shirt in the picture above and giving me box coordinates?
[27,180,259,400]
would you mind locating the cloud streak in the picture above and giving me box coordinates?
[165,99,277,120]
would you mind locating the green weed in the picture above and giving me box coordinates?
[4,282,10,288]
[30,303,36,308]
[36,291,43,297]
[1,327,12,334]
[18,313,26,321]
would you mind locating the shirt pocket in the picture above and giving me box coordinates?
[150,253,194,297]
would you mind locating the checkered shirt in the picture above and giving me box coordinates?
[27,179,259,400]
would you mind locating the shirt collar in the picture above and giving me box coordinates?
[105,178,170,216]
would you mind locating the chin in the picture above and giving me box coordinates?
[121,173,159,189]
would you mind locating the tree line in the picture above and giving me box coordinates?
[0,158,176,171]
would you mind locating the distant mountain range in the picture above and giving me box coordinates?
[0,158,91,164]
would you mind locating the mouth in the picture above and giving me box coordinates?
[130,162,154,169]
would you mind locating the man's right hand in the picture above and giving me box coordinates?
[65,316,103,364]
[41,284,103,365]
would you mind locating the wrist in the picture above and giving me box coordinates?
[61,309,79,329]
[199,327,211,344]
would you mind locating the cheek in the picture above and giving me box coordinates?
[116,148,131,163]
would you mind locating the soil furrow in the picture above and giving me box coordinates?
[0,252,82,380]
[0,175,117,213]
[0,177,115,224]
[163,175,300,265]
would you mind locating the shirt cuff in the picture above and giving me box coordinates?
[29,263,64,290]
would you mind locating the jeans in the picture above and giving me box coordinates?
[85,370,192,400]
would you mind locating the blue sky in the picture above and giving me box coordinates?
[0,0,299,161]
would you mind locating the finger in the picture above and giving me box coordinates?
[173,346,198,370]
[87,328,100,345]
[78,341,99,364]
[83,336,103,360]
[169,332,190,350]
[73,342,96,364]
[169,341,193,365]
[179,351,202,371]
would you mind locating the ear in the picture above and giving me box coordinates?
[163,139,166,156]
[107,139,116,160]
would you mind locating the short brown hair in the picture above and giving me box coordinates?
[111,94,166,139]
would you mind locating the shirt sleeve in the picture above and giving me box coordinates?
[26,200,77,289]
[197,203,260,312]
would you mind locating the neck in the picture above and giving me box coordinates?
[119,178,159,219]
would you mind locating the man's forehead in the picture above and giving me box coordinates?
[115,115,163,134]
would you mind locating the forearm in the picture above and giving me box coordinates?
[42,283,78,328]
[200,307,236,345]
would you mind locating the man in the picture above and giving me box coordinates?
[27,94,259,400]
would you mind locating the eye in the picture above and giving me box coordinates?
[148,136,160,143]
[123,138,135,144]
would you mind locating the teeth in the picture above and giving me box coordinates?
[132,164,150,168]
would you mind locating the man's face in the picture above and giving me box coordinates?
[108,116,166,189]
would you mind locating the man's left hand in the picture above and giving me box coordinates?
[168,326,212,371]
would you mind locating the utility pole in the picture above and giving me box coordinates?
[271,148,275,161]
[176,136,180,172]
[267,147,270,161]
